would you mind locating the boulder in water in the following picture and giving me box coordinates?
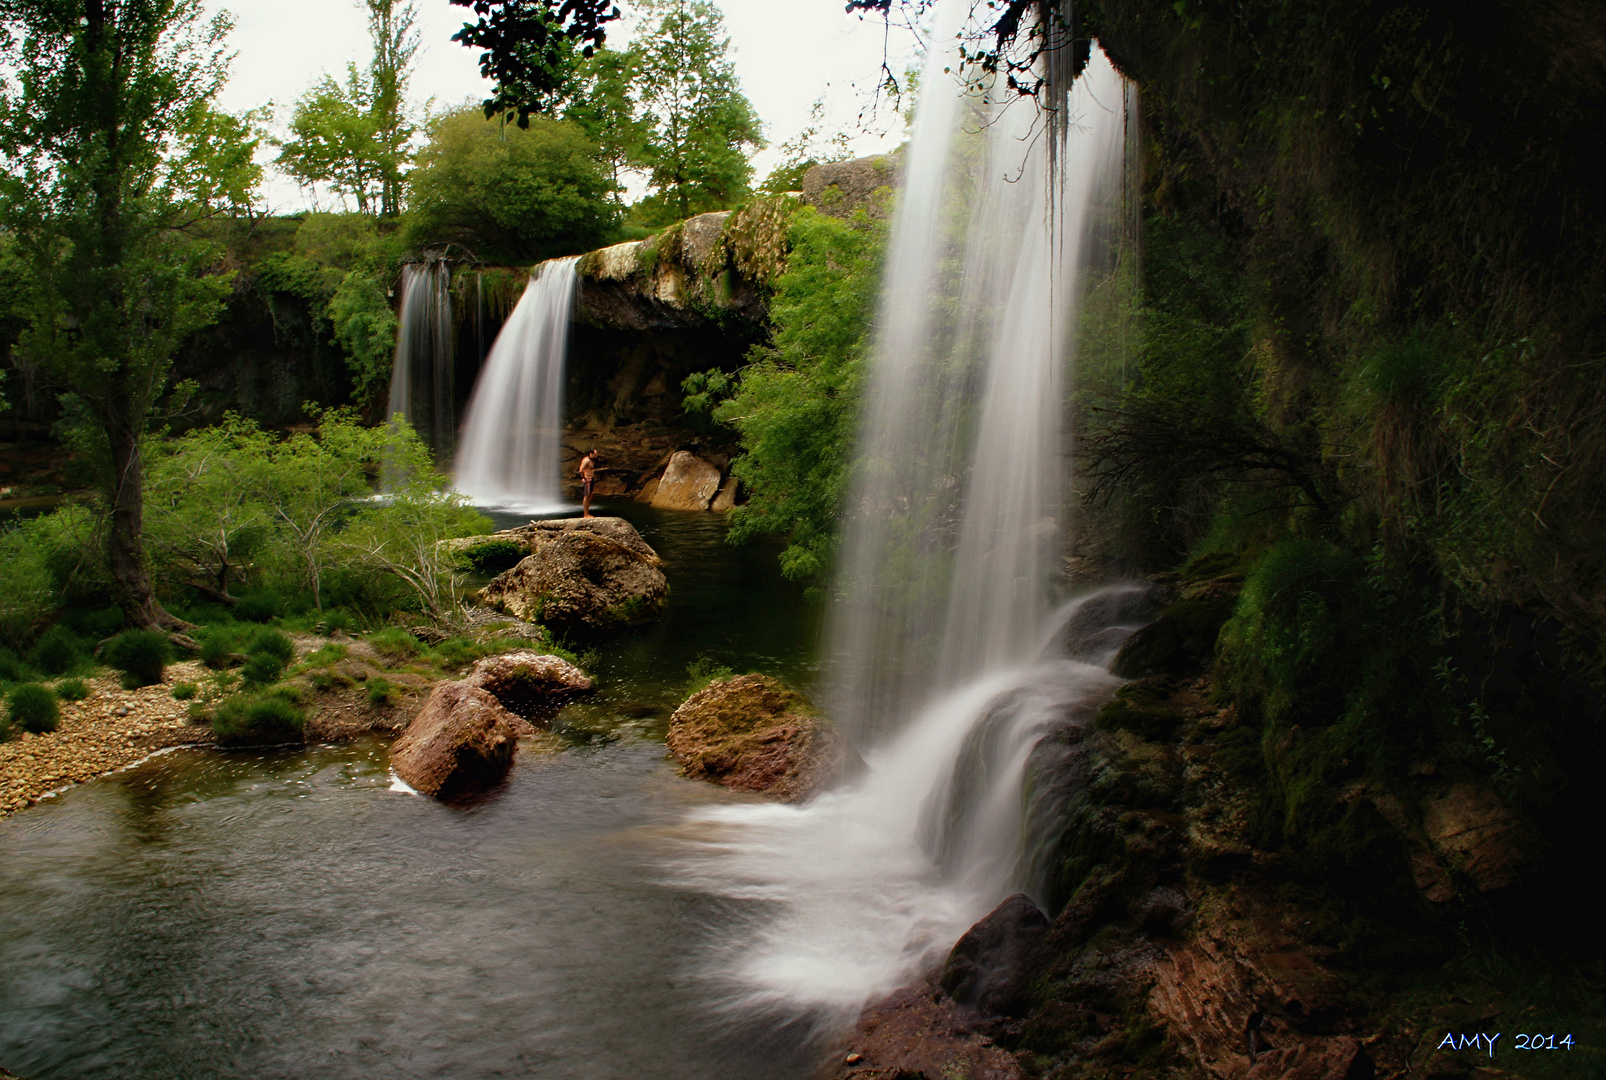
[475,517,668,638]
[463,650,592,716]
[710,475,739,512]
[650,451,723,511]
[940,893,1051,1018]
[666,674,842,802]
[390,682,521,799]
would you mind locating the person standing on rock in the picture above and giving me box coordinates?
[578,449,598,518]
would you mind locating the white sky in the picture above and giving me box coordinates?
[204,0,926,214]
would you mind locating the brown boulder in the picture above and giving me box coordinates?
[1420,783,1530,893]
[710,475,739,512]
[650,451,722,511]
[390,682,521,799]
[463,650,592,717]
[667,674,842,802]
[476,517,668,638]
[1245,1036,1375,1080]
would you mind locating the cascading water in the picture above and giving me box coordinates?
[387,261,455,459]
[670,6,1136,1025]
[454,258,579,513]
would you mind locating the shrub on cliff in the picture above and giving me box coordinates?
[104,630,168,689]
[8,683,59,734]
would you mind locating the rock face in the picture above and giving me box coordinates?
[472,517,668,638]
[390,682,521,800]
[1420,782,1530,892]
[666,674,842,802]
[710,475,739,512]
[940,893,1052,1018]
[651,451,723,511]
[801,155,898,219]
[462,651,592,716]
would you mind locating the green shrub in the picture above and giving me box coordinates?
[685,655,734,694]
[0,648,27,683]
[459,539,525,575]
[249,628,295,664]
[54,678,90,701]
[314,611,353,635]
[171,682,198,701]
[367,628,421,662]
[241,653,286,686]
[212,692,305,746]
[59,606,125,640]
[199,632,238,670]
[104,630,168,688]
[27,626,83,676]
[365,675,394,705]
[8,683,59,734]
[233,589,284,623]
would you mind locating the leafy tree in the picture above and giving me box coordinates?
[255,406,387,612]
[404,106,617,262]
[692,206,886,579]
[448,0,620,125]
[276,0,418,217]
[759,97,855,194]
[277,69,385,213]
[563,46,647,201]
[0,0,260,636]
[145,415,274,605]
[629,0,764,224]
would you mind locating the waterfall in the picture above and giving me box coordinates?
[453,257,579,513]
[669,12,1136,1024]
[387,261,455,460]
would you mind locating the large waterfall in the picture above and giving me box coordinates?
[670,11,1135,1023]
[454,258,580,513]
[388,261,455,459]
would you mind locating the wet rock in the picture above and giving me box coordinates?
[940,893,1051,1018]
[710,475,739,512]
[389,682,521,800]
[1245,1035,1375,1080]
[1051,581,1166,663]
[463,651,592,717]
[1420,783,1530,893]
[830,974,1026,1080]
[1112,575,1242,679]
[650,451,723,511]
[666,674,842,802]
[475,517,668,638]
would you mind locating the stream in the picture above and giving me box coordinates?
[0,503,828,1080]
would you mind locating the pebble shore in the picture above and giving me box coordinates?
[0,661,213,818]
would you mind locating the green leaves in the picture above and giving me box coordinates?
[404,108,617,263]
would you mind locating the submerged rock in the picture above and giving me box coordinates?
[940,893,1052,1018]
[463,651,592,717]
[666,674,842,802]
[390,682,521,800]
[650,451,723,511]
[474,517,668,638]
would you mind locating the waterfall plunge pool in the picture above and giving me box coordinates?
[0,504,829,1080]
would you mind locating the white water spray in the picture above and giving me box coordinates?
[387,261,455,459]
[454,258,579,513]
[670,15,1136,1024]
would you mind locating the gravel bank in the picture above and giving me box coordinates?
[0,661,213,817]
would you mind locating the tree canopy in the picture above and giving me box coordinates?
[404,106,618,262]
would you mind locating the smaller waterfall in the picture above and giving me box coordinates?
[388,261,455,459]
[454,258,579,513]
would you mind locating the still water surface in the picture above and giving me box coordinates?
[0,504,826,1079]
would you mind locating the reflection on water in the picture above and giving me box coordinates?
[0,504,824,1080]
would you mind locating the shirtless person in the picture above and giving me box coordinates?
[577,449,598,518]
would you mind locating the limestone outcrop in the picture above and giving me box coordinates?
[390,682,521,799]
[666,674,842,802]
[475,517,668,638]
[650,451,723,510]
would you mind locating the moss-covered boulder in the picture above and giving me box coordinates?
[473,517,668,639]
[666,674,842,802]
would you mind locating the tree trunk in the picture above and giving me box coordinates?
[105,417,191,632]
